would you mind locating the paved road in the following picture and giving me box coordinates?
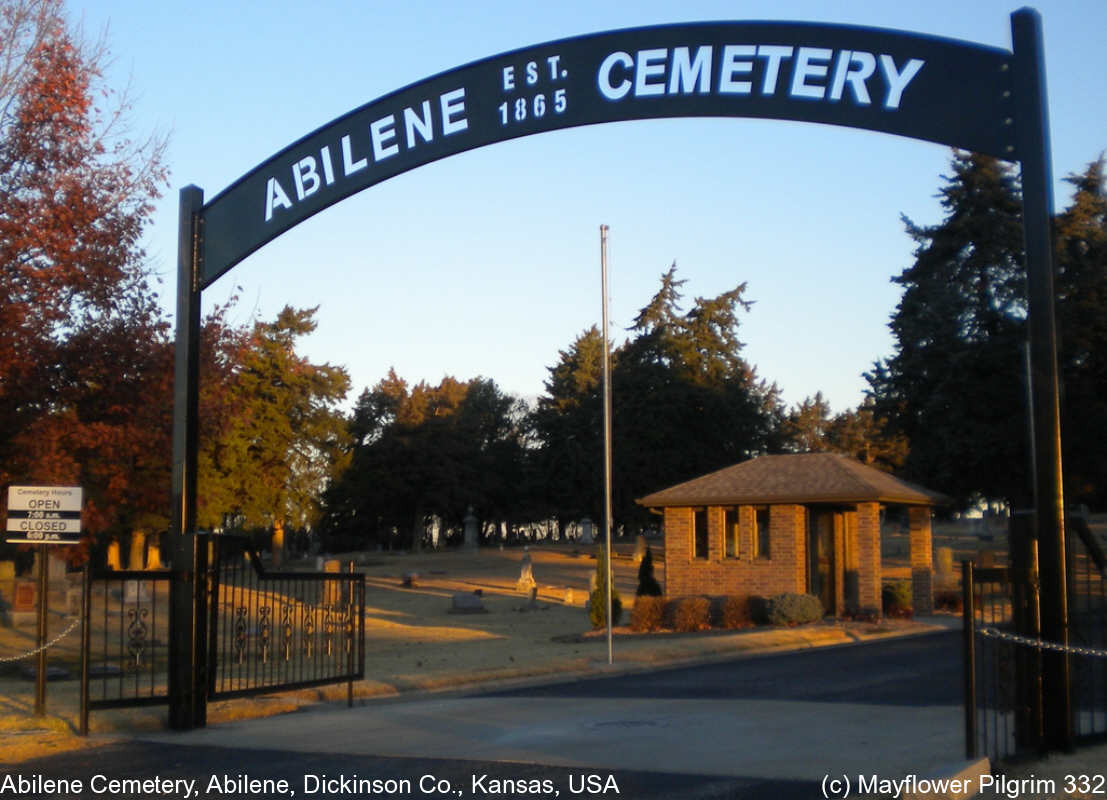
[10,632,965,800]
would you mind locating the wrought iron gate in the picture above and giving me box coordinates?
[80,534,365,733]
[963,513,1107,762]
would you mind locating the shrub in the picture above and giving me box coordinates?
[882,580,914,618]
[766,593,824,626]
[666,596,711,632]
[713,595,754,629]
[588,546,622,629]
[749,595,771,625]
[630,596,665,632]
[934,590,963,613]
[843,607,881,624]
[636,546,663,597]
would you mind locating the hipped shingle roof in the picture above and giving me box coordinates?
[636,453,950,508]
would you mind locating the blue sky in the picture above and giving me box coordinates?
[71,0,1105,413]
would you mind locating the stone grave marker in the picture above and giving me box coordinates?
[128,530,146,570]
[515,547,536,593]
[323,559,343,606]
[105,540,122,570]
[146,540,165,569]
[13,581,35,612]
[450,592,486,614]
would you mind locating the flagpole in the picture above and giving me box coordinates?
[600,224,614,665]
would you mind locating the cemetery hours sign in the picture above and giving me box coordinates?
[5,486,83,544]
[198,20,1016,289]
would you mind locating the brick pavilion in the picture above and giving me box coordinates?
[635,452,950,616]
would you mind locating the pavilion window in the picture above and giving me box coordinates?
[753,506,771,559]
[693,508,708,560]
[724,508,739,558]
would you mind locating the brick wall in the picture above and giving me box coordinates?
[909,505,934,614]
[664,503,807,599]
[856,501,882,614]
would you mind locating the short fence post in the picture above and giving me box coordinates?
[347,560,355,708]
[963,560,977,759]
[79,563,91,736]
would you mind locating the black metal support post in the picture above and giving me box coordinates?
[1010,512,1045,751]
[169,185,206,730]
[79,563,90,736]
[963,561,977,759]
[34,544,47,715]
[1011,8,1071,753]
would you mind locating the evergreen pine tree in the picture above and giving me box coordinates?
[589,545,622,629]
[636,546,662,597]
[867,152,1029,507]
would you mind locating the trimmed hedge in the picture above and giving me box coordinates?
[934,590,963,613]
[882,580,914,618]
[630,596,666,632]
[666,596,711,632]
[765,593,824,625]
[710,595,755,629]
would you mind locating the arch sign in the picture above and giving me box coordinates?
[197,19,1022,286]
[170,9,1069,738]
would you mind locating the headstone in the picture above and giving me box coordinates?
[271,522,285,568]
[463,507,479,551]
[450,592,486,613]
[46,552,67,581]
[128,530,146,570]
[66,585,82,616]
[633,534,647,564]
[0,561,14,609]
[106,540,122,570]
[580,518,594,545]
[516,547,536,593]
[13,581,36,612]
[935,546,954,577]
[323,559,343,606]
[145,540,165,569]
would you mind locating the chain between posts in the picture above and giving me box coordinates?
[979,626,1107,658]
[0,617,80,662]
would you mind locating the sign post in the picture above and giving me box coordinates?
[5,485,83,715]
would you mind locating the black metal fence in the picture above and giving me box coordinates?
[964,513,1107,763]
[80,567,174,719]
[207,536,365,700]
[81,535,365,732]
[1066,515,1107,740]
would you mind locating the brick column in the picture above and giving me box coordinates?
[663,507,692,597]
[909,506,934,614]
[770,505,807,594]
[856,502,882,615]
[739,505,755,561]
[833,513,845,618]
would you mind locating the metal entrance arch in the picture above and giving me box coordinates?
[170,9,1068,739]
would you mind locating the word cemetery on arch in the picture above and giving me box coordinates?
[198,20,1021,289]
[171,11,1069,742]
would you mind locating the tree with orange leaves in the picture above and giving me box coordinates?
[0,0,168,563]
